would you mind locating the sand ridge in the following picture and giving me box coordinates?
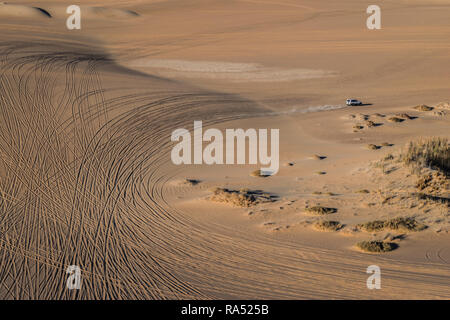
[128,59,336,82]
[0,2,52,18]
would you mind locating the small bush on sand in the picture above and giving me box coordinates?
[305,206,337,215]
[356,240,397,253]
[358,220,386,232]
[210,188,274,207]
[356,189,370,194]
[314,220,343,231]
[365,120,377,128]
[312,154,326,160]
[367,144,379,150]
[435,102,450,110]
[250,169,271,177]
[358,217,426,232]
[388,116,404,123]
[416,175,432,190]
[384,217,427,231]
[414,104,433,111]
[183,178,200,186]
[414,171,449,194]
[396,113,414,120]
[402,138,449,175]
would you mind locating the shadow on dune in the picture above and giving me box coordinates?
[0,39,268,300]
[33,7,52,18]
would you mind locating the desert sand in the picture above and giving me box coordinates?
[0,0,449,299]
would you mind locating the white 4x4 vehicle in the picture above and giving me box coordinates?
[346,99,363,106]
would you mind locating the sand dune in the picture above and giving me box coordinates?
[0,40,266,299]
[0,0,449,300]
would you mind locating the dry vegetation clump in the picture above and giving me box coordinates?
[414,192,450,206]
[434,110,447,116]
[356,240,397,253]
[402,138,449,175]
[400,138,449,206]
[384,217,427,232]
[367,144,379,150]
[356,114,370,121]
[373,154,397,174]
[358,217,426,232]
[210,187,275,207]
[415,171,449,194]
[314,220,343,231]
[183,178,200,186]
[365,120,377,128]
[396,113,414,120]
[311,154,326,160]
[305,206,337,215]
[356,189,370,194]
[414,104,433,111]
[435,102,450,110]
[358,220,385,232]
[250,169,271,177]
[416,175,432,190]
[388,116,404,123]
[353,124,364,130]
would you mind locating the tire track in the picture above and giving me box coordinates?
[0,41,449,300]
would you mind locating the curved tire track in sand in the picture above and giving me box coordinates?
[0,42,449,299]
[0,41,266,299]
